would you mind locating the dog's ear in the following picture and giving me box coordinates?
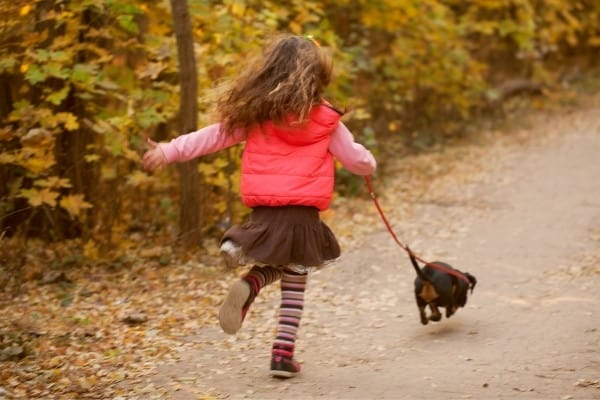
[466,273,477,293]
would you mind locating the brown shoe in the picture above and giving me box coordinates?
[218,280,250,334]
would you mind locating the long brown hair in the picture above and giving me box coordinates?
[217,34,333,134]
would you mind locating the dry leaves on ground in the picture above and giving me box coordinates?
[0,242,229,399]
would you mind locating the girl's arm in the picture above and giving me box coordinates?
[329,122,377,175]
[159,123,245,162]
[143,123,244,171]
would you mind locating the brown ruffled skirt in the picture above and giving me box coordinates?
[221,206,340,269]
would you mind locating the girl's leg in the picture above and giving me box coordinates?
[219,265,282,334]
[270,270,308,378]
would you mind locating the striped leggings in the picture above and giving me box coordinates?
[243,265,307,360]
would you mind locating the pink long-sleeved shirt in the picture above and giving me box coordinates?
[159,122,377,175]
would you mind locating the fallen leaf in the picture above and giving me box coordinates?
[122,313,148,325]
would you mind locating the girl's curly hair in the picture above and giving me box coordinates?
[217,34,333,134]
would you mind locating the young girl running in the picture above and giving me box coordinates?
[143,34,376,378]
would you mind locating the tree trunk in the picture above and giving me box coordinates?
[169,0,202,249]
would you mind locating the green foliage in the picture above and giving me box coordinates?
[1,0,598,256]
[0,0,175,243]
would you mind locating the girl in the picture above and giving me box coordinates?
[143,34,376,378]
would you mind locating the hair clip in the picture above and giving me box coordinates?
[304,34,321,47]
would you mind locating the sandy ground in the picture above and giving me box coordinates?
[148,101,600,400]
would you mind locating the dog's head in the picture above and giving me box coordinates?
[455,272,477,307]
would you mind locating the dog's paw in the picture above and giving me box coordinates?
[429,313,442,322]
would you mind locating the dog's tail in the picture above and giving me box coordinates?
[407,246,430,282]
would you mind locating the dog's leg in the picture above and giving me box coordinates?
[416,296,429,325]
[418,305,428,325]
[429,304,442,322]
[446,287,457,318]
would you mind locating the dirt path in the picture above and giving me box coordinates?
[148,101,600,400]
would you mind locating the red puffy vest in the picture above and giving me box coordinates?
[241,104,342,211]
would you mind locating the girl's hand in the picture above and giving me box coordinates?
[143,138,168,171]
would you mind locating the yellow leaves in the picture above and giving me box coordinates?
[101,164,117,180]
[55,112,79,131]
[85,154,101,163]
[230,1,246,17]
[20,187,59,207]
[360,0,417,30]
[198,161,222,178]
[388,121,400,132]
[289,21,302,34]
[77,375,98,390]
[9,128,57,173]
[0,152,15,164]
[46,355,66,368]
[18,176,92,219]
[41,112,80,131]
[351,108,371,120]
[37,176,72,189]
[46,86,71,106]
[19,5,31,16]
[14,146,55,173]
[60,194,93,218]
[477,0,508,10]
[83,240,99,260]
[589,36,600,47]
[126,170,155,187]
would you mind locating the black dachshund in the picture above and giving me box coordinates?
[409,249,477,325]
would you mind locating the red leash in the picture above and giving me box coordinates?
[364,176,473,287]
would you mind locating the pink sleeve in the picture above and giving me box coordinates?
[329,122,377,175]
[158,123,245,163]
